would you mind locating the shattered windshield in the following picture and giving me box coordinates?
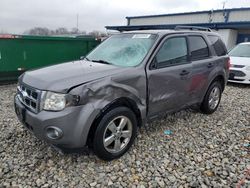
[86,33,157,67]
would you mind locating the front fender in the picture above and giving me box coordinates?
[70,74,147,145]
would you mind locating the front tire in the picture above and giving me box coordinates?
[200,81,222,114]
[93,107,137,161]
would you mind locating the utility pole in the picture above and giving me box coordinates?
[222,0,228,22]
[222,1,227,9]
[76,14,79,33]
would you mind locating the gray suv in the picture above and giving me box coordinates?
[14,28,230,160]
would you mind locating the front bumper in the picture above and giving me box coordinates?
[14,95,98,149]
[228,68,250,84]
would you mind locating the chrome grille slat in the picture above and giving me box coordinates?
[18,89,38,102]
[17,83,41,113]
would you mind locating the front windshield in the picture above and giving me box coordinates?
[86,33,157,67]
[229,44,250,58]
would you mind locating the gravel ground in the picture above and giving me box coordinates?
[0,83,249,188]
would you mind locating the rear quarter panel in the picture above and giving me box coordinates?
[200,56,229,102]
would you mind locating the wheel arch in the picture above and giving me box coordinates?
[211,74,226,92]
[200,74,226,105]
[200,75,224,114]
[86,97,142,146]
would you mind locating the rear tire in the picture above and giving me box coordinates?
[200,81,222,114]
[93,107,137,161]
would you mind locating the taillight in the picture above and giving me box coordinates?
[226,58,231,70]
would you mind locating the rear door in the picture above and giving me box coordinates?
[147,34,193,117]
[187,35,215,102]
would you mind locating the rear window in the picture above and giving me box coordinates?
[208,35,227,56]
[189,36,209,60]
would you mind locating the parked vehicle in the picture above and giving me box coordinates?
[14,28,230,160]
[228,42,250,84]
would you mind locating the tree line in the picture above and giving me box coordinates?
[22,27,108,37]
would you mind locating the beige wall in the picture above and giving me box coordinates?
[128,9,250,26]
[214,29,238,50]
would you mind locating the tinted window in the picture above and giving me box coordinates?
[155,37,188,67]
[189,36,209,60]
[208,35,227,56]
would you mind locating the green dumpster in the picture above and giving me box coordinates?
[0,34,100,82]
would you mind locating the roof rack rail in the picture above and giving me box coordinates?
[175,26,212,32]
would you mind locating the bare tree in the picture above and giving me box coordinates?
[25,27,51,36]
[70,27,79,34]
[55,27,69,35]
[89,30,107,38]
[24,27,88,36]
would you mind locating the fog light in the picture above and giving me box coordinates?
[46,127,63,140]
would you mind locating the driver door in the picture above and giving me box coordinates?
[147,35,193,118]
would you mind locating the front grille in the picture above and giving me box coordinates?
[229,70,246,77]
[17,83,41,113]
[231,64,245,68]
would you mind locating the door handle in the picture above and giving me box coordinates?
[180,70,190,76]
[207,63,214,68]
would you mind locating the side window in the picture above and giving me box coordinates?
[155,37,188,68]
[189,36,209,60]
[208,35,227,56]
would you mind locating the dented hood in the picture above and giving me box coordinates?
[20,60,129,92]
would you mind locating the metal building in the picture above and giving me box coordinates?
[106,7,250,49]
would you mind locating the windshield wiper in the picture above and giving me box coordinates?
[91,59,112,65]
[84,57,91,61]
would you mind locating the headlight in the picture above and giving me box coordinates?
[42,91,79,111]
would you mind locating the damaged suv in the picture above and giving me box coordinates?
[15,28,229,160]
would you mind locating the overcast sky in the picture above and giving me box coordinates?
[1,0,250,34]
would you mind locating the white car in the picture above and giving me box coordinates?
[228,42,250,84]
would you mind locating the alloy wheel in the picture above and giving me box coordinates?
[103,116,133,153]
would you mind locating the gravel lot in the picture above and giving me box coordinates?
[0,83,249,187]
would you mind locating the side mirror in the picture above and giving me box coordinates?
[150,57,158,69]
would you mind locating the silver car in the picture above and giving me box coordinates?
[14,28,230,160]
[228,42,250,84]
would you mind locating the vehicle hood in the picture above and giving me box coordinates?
[20,60,129,92]
[230,56,250,66]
